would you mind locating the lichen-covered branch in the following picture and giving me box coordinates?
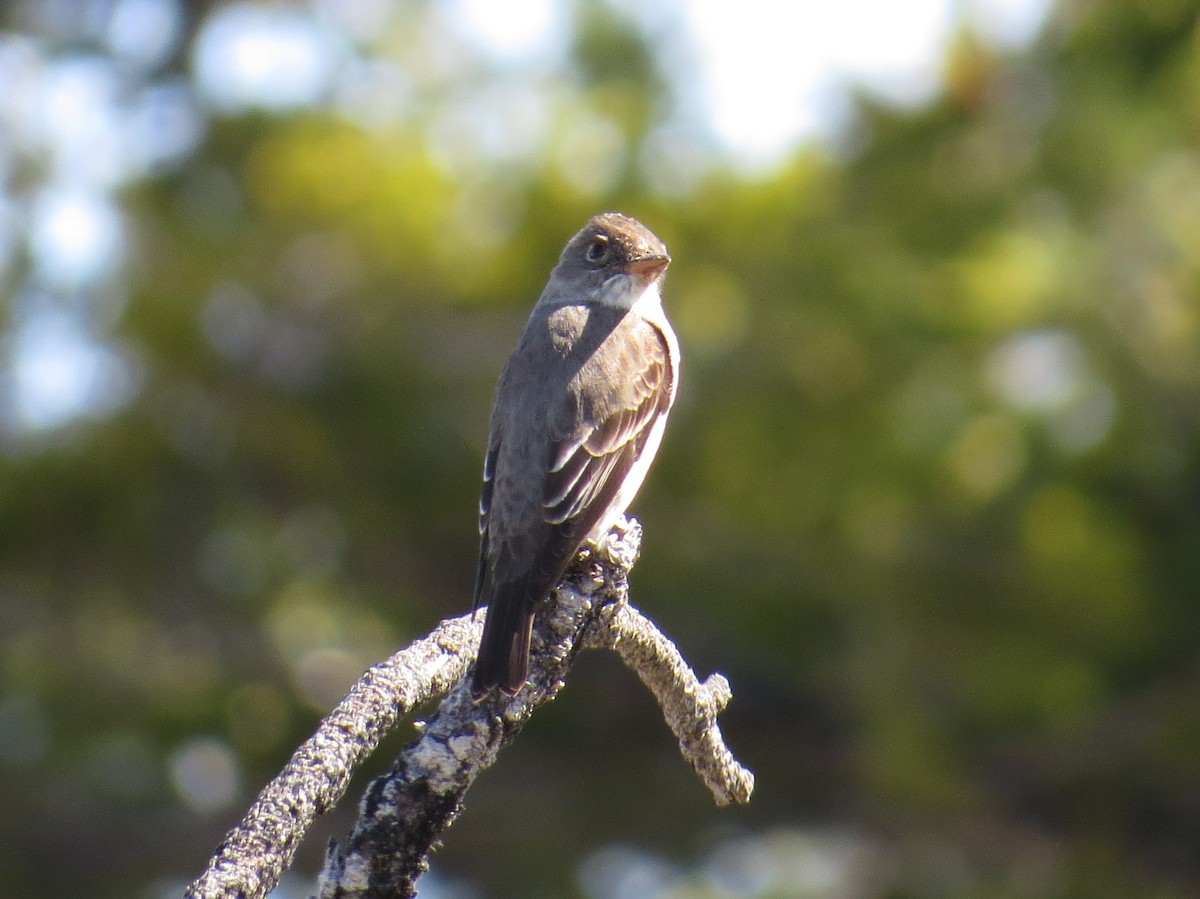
[186,519,753,899]
[315,523,643,898]
[592,602,755,805]
[184,614,483,899]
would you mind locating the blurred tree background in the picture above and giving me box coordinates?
[2,0,1200,896]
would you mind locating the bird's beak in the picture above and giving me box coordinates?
[625,253,671,282]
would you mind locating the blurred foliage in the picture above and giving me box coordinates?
[2,1,1200,898]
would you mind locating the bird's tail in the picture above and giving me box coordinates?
[472,579,537,695]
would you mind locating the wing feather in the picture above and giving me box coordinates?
[473,444,499,608]
[543,323,671,527]
[478,445,497,534]
[474,312,676,694]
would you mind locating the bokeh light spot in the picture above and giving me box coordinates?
[28,188,124,286]
[555,113,627,197]
[193,4,344,112]
[685,0,951,168]
[944,414,1027,502]
[987,329,1084,412]
[294,647,362,711]
[1049,382,1115,455]
[169,735,242,813]
[578,845,679,899]
[201,282,265,363]
[987,330,1116,454]
[447,0,561,61]
[105,0,183,71]
[4,304,139,434]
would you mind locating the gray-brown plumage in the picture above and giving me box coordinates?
[472,213,680,695]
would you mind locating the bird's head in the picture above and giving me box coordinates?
[546,213,670,310]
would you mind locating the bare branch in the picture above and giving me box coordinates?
[184,614,482,899]
[593,602,755,805]
[185,518,753,899]
[315,524,641,898]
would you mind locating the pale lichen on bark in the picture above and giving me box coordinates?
[186,518,753,899]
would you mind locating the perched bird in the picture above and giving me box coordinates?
[472,213,680,695]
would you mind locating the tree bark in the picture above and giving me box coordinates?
[185,518,753,899]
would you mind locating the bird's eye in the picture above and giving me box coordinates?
[585,236,610,264]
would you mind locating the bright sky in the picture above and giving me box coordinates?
[444,0,1052,165]
[190,0,1053,166]
[683,0,1041,165]
[3,0,1054,439]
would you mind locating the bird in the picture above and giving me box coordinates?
[471,212,680,695]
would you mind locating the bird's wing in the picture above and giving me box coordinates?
[543,318,673,529]
[472,443,499,608]
[473,315,674,694]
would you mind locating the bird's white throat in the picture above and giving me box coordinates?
[595,273,664,312]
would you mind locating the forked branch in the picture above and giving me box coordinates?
[185,519,753,899]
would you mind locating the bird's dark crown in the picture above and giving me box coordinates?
[560,212,669,273]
